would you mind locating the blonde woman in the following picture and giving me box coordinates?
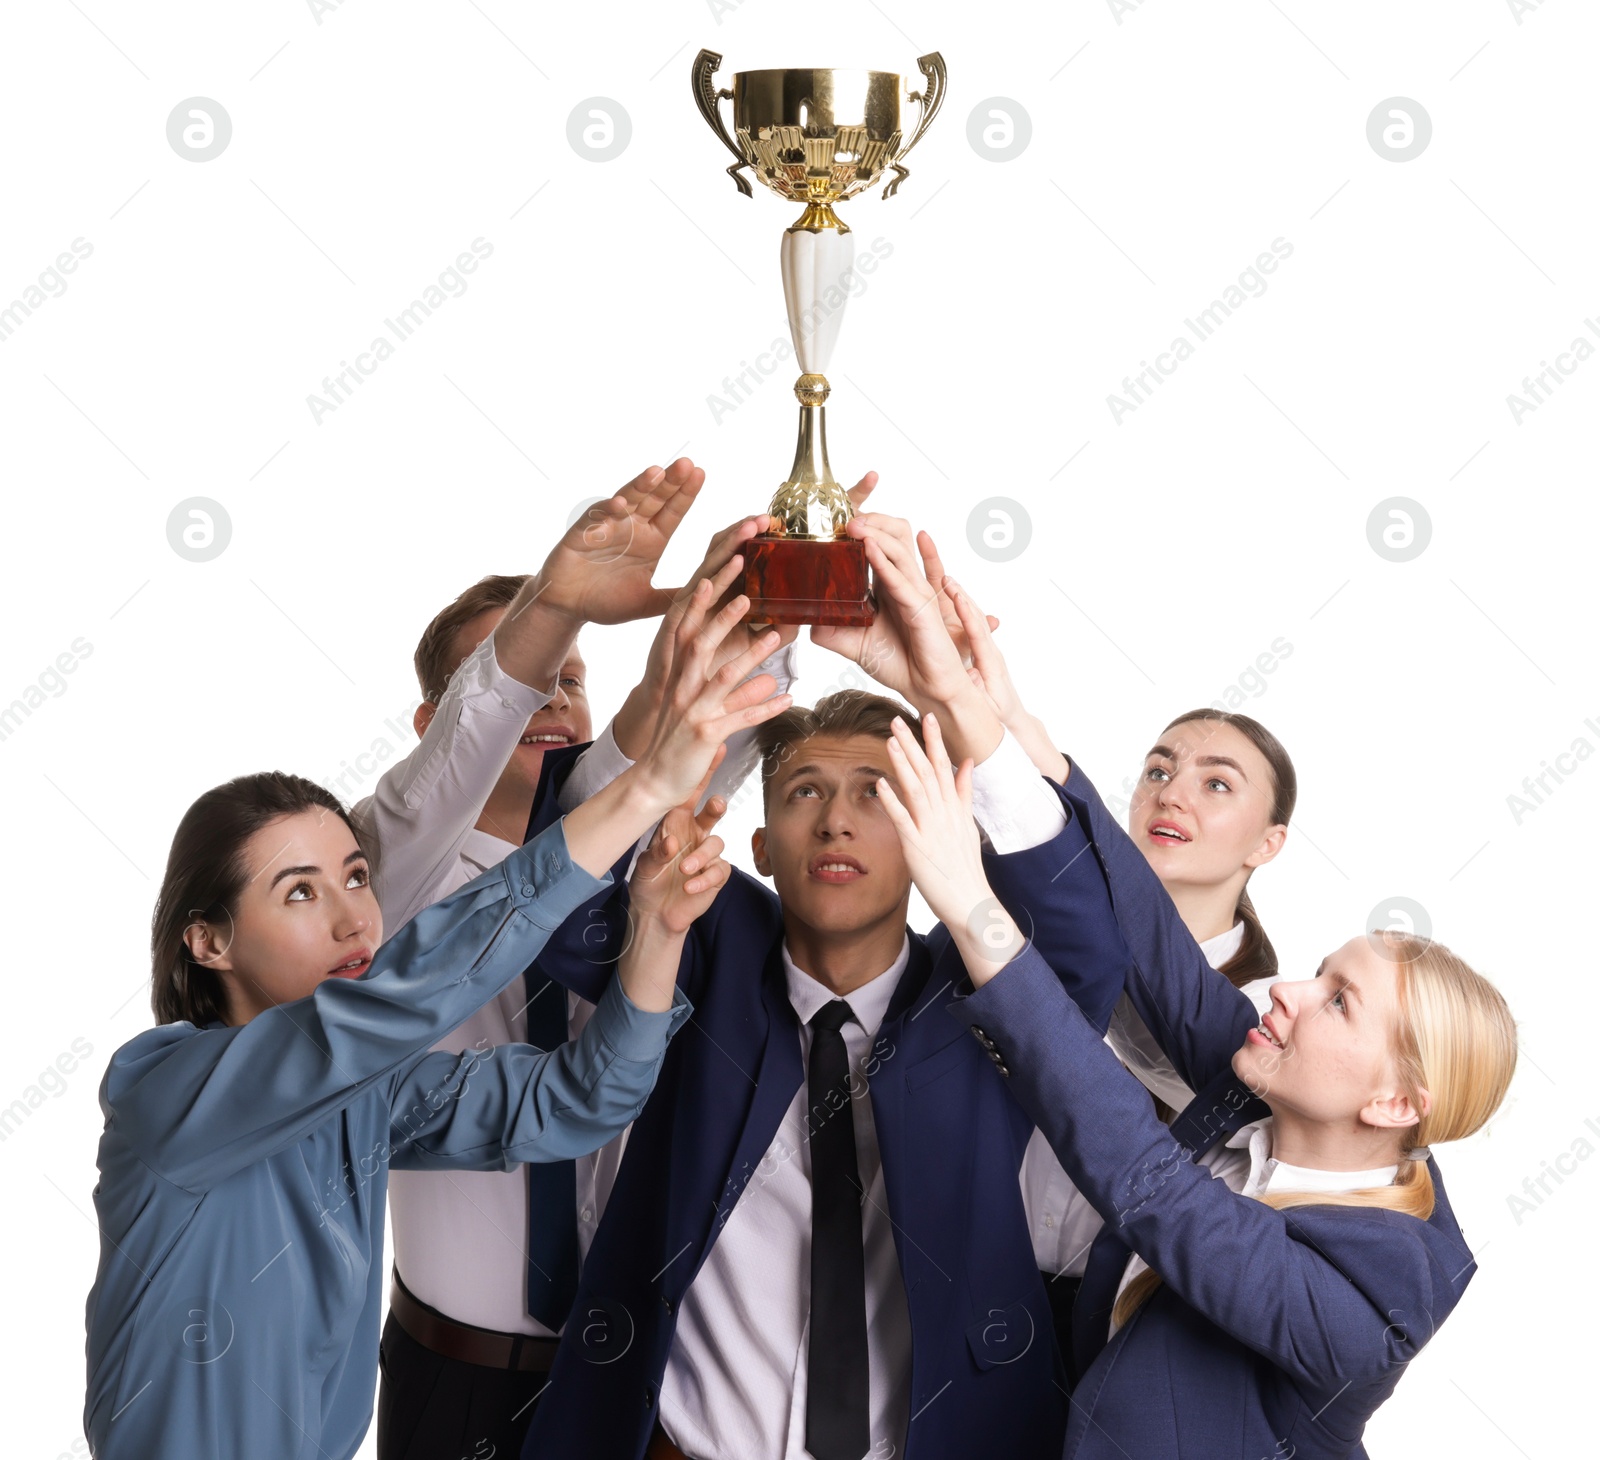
[900,585,1520,1458]
[1016,706,1299,1347]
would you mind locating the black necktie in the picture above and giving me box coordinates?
[806,998,870,1460]
[523,966,580,1332]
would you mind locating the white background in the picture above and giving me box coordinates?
[1,1,1593,1456]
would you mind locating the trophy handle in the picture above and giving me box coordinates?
[691,48,753,198]
[882,51,947,199]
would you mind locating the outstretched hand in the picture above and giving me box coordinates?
[941,572,1070,785]
[876,712,1025,989]
[694,468,880,668]
[629,769,733,935]
[611,473,878,758]
[812,512,1006,766]
[811,513,1000,704]
[528,458,707,626]
[630,570,793,810]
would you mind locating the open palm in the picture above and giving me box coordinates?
[812,513,1000,706]
[533,458,706,625]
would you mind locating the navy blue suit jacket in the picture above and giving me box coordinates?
[951,764,1479,1460]
[517,744,1132,1460]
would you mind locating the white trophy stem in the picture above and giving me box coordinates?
[780,228,856,375]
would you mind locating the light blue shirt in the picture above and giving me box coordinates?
[83,815,690,1460]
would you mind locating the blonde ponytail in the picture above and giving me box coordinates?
[1110,933,1516,1332]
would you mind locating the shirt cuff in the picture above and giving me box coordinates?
[470,626,556,719]
[968,726,1071,855]
[760,640,800,692]
[558,719,636,812]
[506,816,615,930]
[589,976,694,1061]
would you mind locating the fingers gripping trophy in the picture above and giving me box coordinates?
[691,49,946,626]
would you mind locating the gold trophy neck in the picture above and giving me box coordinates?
[768,402,852,541]
[789,200,850,234]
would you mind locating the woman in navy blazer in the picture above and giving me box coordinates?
[888,591,1520,1460]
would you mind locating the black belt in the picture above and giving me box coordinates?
[389,1267,560,1374]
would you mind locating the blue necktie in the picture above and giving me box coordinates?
[523,965,580,1332]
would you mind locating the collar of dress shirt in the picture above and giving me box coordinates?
[781,933,912,1041]
[1198,919,1246,966]
[1226,1117,1401,1199]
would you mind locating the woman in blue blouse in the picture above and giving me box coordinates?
[83,581,789,1460]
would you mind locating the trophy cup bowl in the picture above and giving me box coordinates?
[691,50,946,625]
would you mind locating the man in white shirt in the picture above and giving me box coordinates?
[366,459,876,1460]
[519,513,1127,1460]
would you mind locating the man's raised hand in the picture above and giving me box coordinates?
[875,712,1024,989]
[525,458,707,627]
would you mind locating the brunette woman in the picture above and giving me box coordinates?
[82,584,789,1460]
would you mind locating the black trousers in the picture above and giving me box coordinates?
[377,1312,547,1460]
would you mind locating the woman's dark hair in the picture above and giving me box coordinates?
[150,771,376,1026]
[1162,708,1297,991]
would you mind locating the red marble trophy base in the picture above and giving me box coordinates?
[736,534,875,627]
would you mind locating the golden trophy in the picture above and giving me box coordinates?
[691,50,946,625]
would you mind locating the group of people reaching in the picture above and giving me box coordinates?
[81,459,1518,1460]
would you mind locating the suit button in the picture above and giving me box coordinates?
[995,1062,1010,1077]
[645,1391,654,1409]
[521,884,536,898]
[661,1295,674,1314]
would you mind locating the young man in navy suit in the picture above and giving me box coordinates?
[515,513,1132,1460]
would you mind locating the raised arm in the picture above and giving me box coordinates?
[362,627,557,931]
[389,976,690,1172]
[521,748,744,1009]
[561,477,877,831]
[105,816,614,1192]
[558,539,801,839]
[951,950,1430,1390]
[359,459,709,929]
[824,537,1130,1032]
[109,578,790,1191]
[943,577,1255,1091]
[914,536,1067,786]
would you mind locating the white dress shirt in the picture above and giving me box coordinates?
[369,630,796,1336]
[660,938,914,1460]
[1109,1116,1400,1330]
[1105,920,1269,1113]
[654,726,1066,1460]
[1020,923,1272,1278]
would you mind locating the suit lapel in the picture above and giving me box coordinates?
[693,937,805,1275]
[881,932,936,1028]
[862,935,934,1230]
